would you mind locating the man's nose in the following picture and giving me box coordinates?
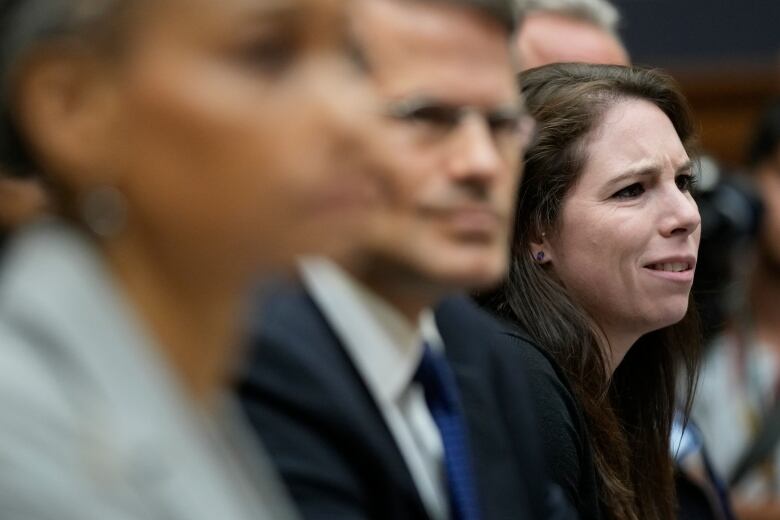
[446,113,504,183]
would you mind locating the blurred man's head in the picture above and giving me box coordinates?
[747,100,780,271]
[515,0,629,70]
[350,0,532,304]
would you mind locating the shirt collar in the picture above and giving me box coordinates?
[300,257,443,403]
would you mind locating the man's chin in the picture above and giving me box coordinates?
[430,254,508,292]
[355,241,508,294]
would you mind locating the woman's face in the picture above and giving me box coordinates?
[28,0,387,277]
[543,98,701,344]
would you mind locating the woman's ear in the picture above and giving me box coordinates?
[13,47,118,189]
[530,230,552,264]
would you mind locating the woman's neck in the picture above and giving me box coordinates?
[104,235,245,408]
[600,325,640,376]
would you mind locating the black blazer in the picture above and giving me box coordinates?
[236,286,573,520]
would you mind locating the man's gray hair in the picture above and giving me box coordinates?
[517,0,620,33]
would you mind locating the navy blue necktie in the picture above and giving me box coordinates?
[414,343,482,520]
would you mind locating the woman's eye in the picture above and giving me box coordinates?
[612,183,645,199]
[676,173,697,192]
[236,35,296,74]
[346,38,370,73]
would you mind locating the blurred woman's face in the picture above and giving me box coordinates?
[29,0,385,277]
[543,99,701,343]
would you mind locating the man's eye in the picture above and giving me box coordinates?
[613,183,645,199]
[405,105,459,127]
[676,173,697,192]
[487,114,520,134]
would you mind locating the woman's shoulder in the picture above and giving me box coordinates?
[491,319,603,519]
[493,320,580,408]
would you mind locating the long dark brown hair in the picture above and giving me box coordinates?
[483,63,702,520]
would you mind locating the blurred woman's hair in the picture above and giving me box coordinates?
[0,0,132,177]
[483,63,701,520]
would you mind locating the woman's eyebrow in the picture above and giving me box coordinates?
[605,158,694,190]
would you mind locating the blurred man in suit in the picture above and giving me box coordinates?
[515,0,629,70]
[237,0,571,518]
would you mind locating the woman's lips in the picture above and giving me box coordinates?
[642,256,697,283]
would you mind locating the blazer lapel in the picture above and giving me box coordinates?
[263,288,430,518]
[436,296,533,520]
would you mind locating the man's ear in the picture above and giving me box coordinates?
[13,48,118,189]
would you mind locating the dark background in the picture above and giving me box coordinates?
[611,0,779,166]
[614,0,779,69]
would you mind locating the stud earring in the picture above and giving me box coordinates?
[535,251,545,262]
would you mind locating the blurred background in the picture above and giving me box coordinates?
[611,3,780,515]
[613,0,779,168]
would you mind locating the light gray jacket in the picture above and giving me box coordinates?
[0,220,297,520]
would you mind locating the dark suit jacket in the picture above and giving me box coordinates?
[237,286,572,520]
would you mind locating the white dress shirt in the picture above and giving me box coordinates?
[692,332,780,500]
[301,258,449,520]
